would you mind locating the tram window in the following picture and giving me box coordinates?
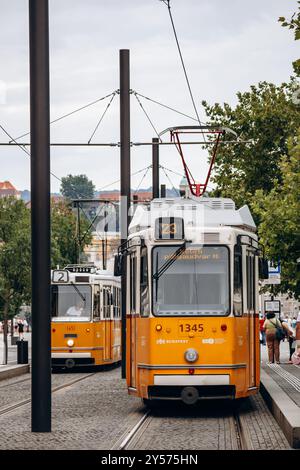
[152,246,229,316]
[103,286,112,319]
[118,288,121,318]
[112,286,121,319]
[233,246,243,316]
[93,286,100,320]
[130,256,137,313]
[51,285,92,321]
[140,248,149,317]
[246,255,256,311]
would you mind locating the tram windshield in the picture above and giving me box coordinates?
[152,245,229,316]
[51,284,92,321]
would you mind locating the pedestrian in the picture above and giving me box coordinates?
[17,319,24,340]
[263,312,292,364]
[259,313,266,345]
[281,318,296,363]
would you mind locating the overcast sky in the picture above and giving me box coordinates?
[0,0,298,193]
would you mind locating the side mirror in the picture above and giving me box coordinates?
[259,258,269,280]
[114,254,124,277]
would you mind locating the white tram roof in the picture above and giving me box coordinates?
[129,196,256,235]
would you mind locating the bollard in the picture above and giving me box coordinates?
[17,340,28,364]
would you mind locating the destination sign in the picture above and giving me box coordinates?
[155,217,184,240]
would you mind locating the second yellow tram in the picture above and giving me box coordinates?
[51,264,121,369]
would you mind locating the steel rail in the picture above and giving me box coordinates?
[0,373,96,417]
[115,410,151,450]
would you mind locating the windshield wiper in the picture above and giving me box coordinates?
[70,282,86,302]
[153,243,186,281]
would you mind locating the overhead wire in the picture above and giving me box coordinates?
[10,91,118,143]
[97,165,153,192]
[134,91,198,122]
[160,0,204,128]
[161,165,180,195]
[88,92,117,144]
[0,123,62,184]
[0,122,116,243]
[132,92,162,142]
[133,166,151,195]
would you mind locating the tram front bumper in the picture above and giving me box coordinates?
[148,374,235,401]
[51,353,95,368]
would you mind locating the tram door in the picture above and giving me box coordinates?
[129,253,137,388]
[246,253,256,388]
[103,286,112,361]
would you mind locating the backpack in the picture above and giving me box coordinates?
[270,319,285,341]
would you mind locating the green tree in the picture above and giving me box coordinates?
[0,198,92,363]
[279,2,300,75]
[60,174,95,200]
[0,198,31,364]
[252,131,300,298]
[51,200,92,267]
[202,80,300,211]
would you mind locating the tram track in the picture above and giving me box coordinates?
[113,401,252,450]
[0,372,97,418]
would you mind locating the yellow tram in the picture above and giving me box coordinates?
[51,264,121,369]
[117,193,268,404]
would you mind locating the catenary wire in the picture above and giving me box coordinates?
[160,0,204,127]
[133,166,151,195]
[134,91,199,122]
[10,91,117,143]
[133,93,162,142]
[88,92,117,144]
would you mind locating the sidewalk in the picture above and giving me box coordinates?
[260,340,300,448]
[0,332,31,366]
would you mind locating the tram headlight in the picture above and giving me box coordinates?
[184,348,198,363]
[67,339,74,347]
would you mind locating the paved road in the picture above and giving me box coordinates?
[0,366,291,450]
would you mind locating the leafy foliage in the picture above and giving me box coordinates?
[202,80,300,211]
[252,132,300,298]
[60,174,95,200]
[51,200,92,268]
[0,198,31,321]
[279,2,300,75]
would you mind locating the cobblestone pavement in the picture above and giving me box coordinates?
[0,371,91,409]
[0,367,142,450]
[0,364,293,450]
[128,401,239,450]
[127,394,291,450]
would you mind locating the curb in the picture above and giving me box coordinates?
[0,364,30,382]
[260,369,300,449]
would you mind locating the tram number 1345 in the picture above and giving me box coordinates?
[179,323,204,333]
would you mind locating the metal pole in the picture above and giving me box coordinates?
[120,49,130,379]
[152,138,159,199]
[161,184,166,198]
[77,202,81,263]
[29,0,51,432]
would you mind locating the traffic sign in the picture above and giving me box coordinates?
[262,260,281,285]
[264,300,281,313]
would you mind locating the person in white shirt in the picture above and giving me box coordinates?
[66,301,84,317]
